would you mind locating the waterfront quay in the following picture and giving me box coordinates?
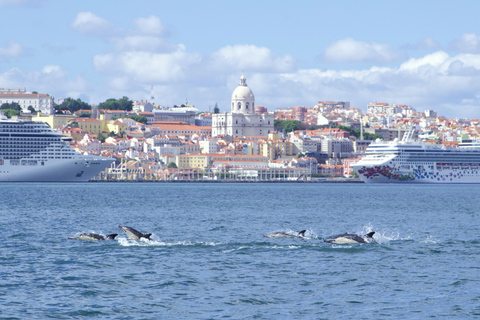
[91,177,363,183]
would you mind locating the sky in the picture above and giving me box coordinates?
[1,0,480,119]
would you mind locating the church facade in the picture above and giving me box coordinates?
[212,75,274,138]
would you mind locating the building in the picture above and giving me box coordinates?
[153,106,198,124]
[0,88,54,114]
[212,75,274,138]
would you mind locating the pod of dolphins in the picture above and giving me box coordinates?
[69,226,152,241]
[69,226,376,244]
[263,230,376,244]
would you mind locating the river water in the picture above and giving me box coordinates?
[1,182,479,319]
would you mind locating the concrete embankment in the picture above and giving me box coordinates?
[90,178,364,183]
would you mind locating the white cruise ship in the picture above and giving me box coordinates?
[0,115,114,182]
[352,131,480,184]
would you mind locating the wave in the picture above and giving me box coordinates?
[117,237,224,247]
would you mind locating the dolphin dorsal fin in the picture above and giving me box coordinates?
[143,233,152,240]
[366,232,375,238]
[298,230,306,236]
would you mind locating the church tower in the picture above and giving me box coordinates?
[231,75,254,114]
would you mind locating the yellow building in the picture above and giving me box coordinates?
[75,118,103,135]
[106,120,128,136]
[176,154,211,169]
[32,112,73,128]
[258,137,293,161]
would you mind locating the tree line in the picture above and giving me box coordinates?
[55,96,133,113]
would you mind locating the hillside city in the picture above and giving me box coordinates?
[0,81,477,181]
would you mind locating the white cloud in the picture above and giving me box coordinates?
[399,51,450,73]
[210,45,296,73]
[71,12,113,36]
[42,65,66,78]
[0,66,88,100]
[0,41,22,57]
[133,15,165,36]
[453,33,480,53]
[93,45,201,83]
[324,38,404,63]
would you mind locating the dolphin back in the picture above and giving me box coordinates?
[69,233,104,241]
[324,233,366,244]
[119,226,151,240]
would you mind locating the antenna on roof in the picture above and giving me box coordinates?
[150,85,154,102]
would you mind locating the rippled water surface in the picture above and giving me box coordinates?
[1,182,480,319]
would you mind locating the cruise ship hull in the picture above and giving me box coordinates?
[352,162,480,184]
[0,157,114,182]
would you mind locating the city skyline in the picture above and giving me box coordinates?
[1,0,480,118]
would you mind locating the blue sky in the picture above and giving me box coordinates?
[2,0,480,118]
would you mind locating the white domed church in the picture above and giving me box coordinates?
[212,75,274,137]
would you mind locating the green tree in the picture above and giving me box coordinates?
[55,98,91,113]
[167,162,177,168]
[2,109,21,118]
[1,102,22,111]
[98,96,133,111]
[274,119,302,133]
[213,103,220,114]
[28,106,36,113]
[97,133,105,143]
[77,112,91,118]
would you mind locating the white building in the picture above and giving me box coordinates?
[0,88,54,114]
[212,75,274,137]
[153,106,198,124]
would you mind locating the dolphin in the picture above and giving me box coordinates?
[118,226,152,240]
[68,233,118,241]
[263,230,307,238]
[324,231,376,244]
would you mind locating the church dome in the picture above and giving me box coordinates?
[231,75,255,114]
[232,85,254,100]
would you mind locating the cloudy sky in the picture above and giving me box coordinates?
[2,0,480,118]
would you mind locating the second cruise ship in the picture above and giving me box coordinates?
[352,130,480,184]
